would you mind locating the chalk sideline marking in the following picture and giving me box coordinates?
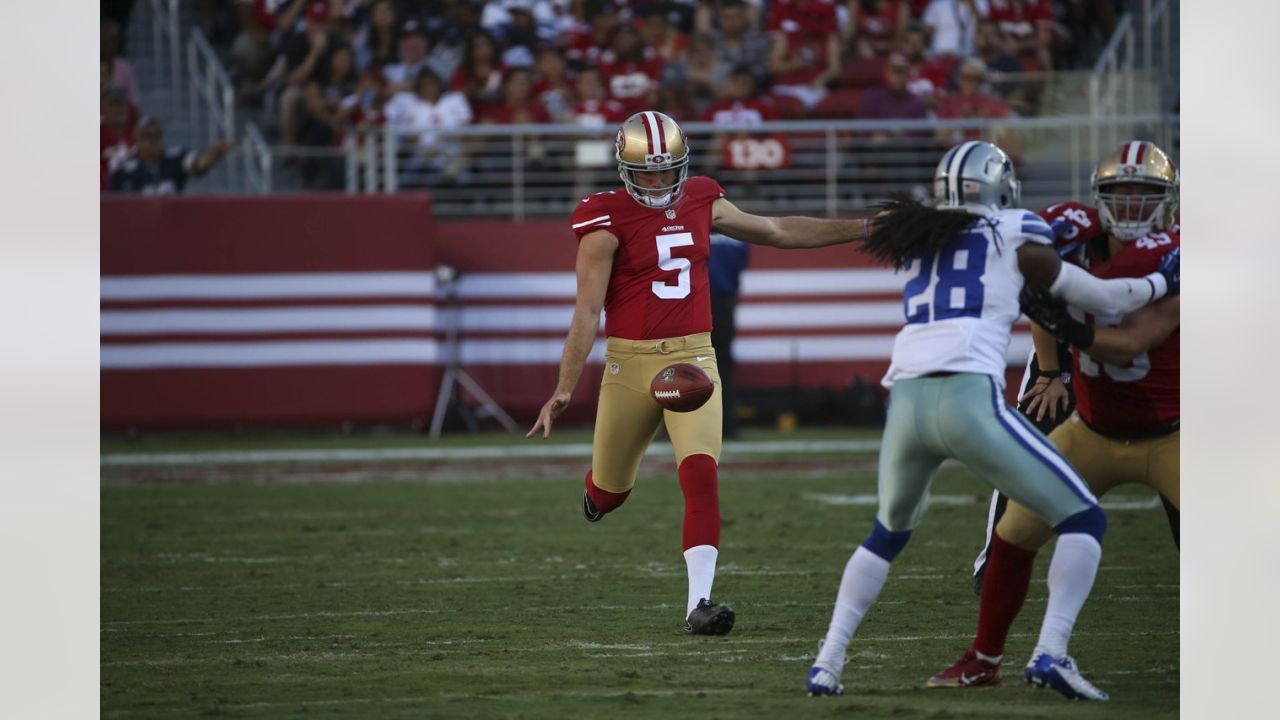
[102,439,883,466]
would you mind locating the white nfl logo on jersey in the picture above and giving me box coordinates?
[665,208,677,220]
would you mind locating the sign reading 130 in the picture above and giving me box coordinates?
[652,232,693,299]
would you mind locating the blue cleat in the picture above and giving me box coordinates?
[1025,649,1109,701]
[807,662,845,696]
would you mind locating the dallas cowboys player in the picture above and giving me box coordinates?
[805,141,1180,701]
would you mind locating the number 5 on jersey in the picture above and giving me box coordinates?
[653,232,693,299]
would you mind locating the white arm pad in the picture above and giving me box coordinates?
[1048,262,1167,316]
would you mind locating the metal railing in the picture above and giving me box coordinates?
[242,122,273,194]
[147,0,181,101]
[290,115,1172,217]
[187,28,237,190]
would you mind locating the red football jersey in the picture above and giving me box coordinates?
[570,176,726,340]
[1041,201,1180,435]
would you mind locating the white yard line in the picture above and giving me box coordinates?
[101,629,1176,668]
[807,493,1163,510]
[101,439,882,466]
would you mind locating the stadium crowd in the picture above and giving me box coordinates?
[103,0,1126,191]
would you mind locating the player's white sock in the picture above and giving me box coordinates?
[1036,533,1102,658]
[684,544,718,617]
[816,546,891,671]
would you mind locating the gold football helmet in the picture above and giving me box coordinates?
[615,111,690,208]
[1091,140,1179,241]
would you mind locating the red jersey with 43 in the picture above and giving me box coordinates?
[571,176,725,340]
[1071,226,1180,435]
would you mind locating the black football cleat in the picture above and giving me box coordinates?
[684,598,735,636]
[582,490,603,522]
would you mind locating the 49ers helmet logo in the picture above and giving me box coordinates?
[615,128,626,156]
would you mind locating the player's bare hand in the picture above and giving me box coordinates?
[1023,377,1069,422]
[526,391,572,439]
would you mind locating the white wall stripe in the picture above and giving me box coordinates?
[100,303,916,336]
[101,272,437,301]
[99,333,1033,369]
[101,306,440,335]
[101,270,909,303]
[101,340,441,369]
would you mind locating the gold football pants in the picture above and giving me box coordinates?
[997,413,1180,548]
[590,332,723,493]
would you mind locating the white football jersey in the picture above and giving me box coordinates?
[882,208,1054,390]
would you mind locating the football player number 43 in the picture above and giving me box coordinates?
[652,232,693,299]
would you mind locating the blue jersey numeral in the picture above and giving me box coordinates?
[903,231,989,324]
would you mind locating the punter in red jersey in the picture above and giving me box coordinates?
[930,140,1182,690]
[527,110,873,636]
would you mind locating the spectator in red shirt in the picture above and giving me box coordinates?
[935,58,1019,156]
[565,0,619,69]
[477,67,551,125]
[600,25,662,115]
[451,31,505,109]
[704,66,780,127]
[532,46,575,122]
[846,0,911,59]
[767,0,842,110]
[703,66,785,175]
[569,67,628,128]
[986,0,1056,71]
[896,24,956,106]
[637,6,691,64]
[100,87,138,190]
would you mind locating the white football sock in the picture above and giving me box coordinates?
[684,545,719,617]
[816,546,891,671]
[1036,533,1102,658]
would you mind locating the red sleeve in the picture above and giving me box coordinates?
[570,193,619,241]
[1038,201,1102,255]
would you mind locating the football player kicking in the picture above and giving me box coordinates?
[527,110,876,635]
[929,141,1181,691]
[805,141,1179,700]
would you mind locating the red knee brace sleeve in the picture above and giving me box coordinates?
[677,454,720,551]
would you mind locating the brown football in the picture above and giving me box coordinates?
[650,363,715,413]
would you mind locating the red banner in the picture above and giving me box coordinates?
[102,196,1028,429]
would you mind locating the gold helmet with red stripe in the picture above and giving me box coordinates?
[1091,140,1179,241]
[615,111,690,208]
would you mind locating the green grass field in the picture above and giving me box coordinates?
[101,430,1177,718]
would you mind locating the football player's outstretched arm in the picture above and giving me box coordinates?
[1017,243,1174,316]
[1083,296,1180,366]
[527,229,618,439]
[710,198,871,249]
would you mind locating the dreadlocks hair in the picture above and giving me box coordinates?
[862,194,985,269]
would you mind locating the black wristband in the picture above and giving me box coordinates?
[1061,320,1095,349]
